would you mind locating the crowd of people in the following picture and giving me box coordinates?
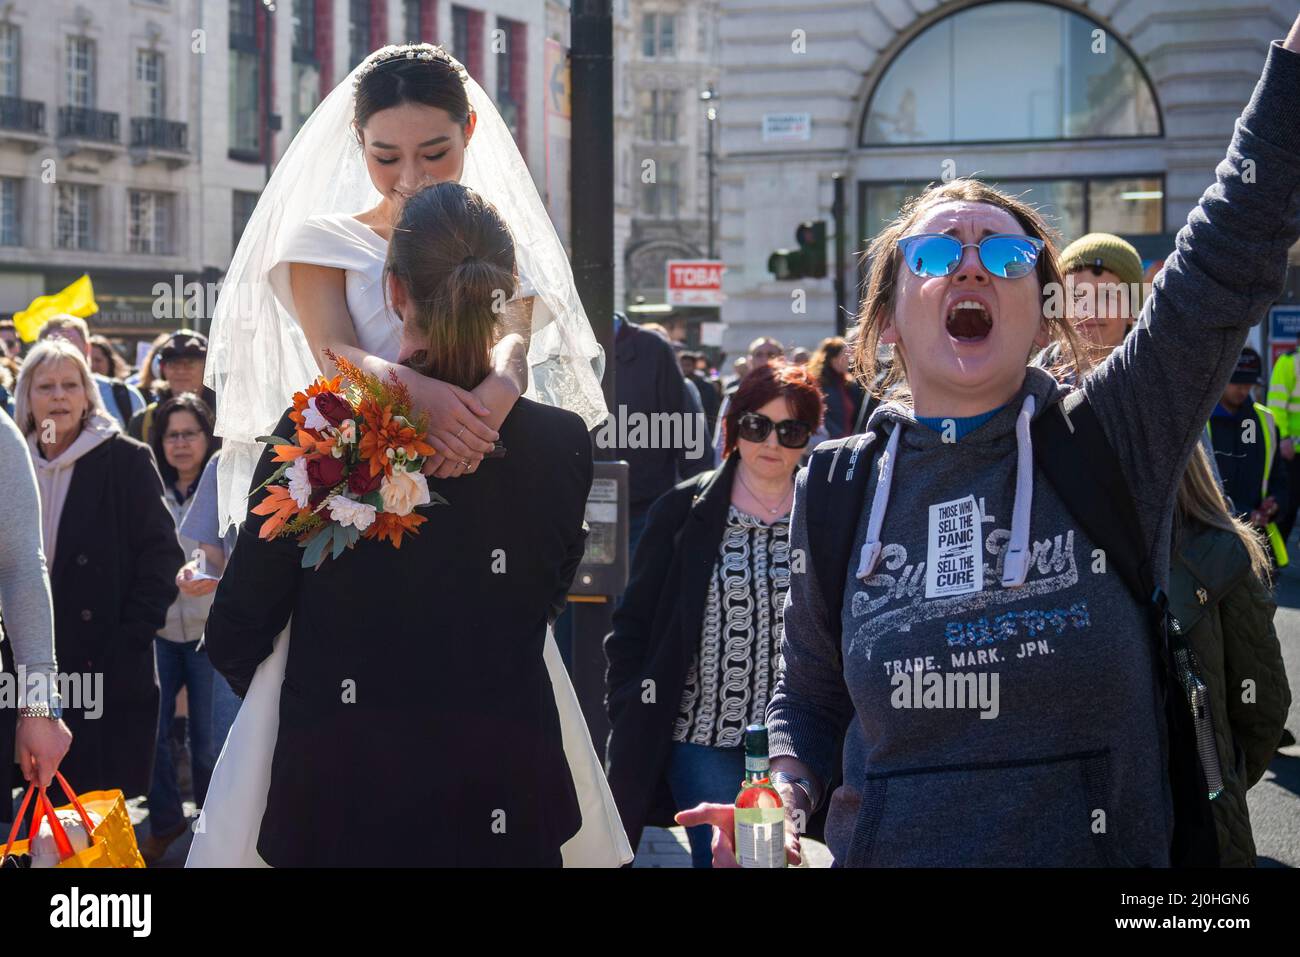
[0,317,232,862]
[1,23,1299,871]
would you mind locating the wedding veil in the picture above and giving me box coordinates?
[205,47,608,534]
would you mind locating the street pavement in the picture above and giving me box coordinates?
[1247,558,1300,868]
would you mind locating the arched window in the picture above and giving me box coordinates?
[861,2,1160,146]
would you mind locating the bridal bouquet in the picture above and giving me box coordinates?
[251,350,444,567]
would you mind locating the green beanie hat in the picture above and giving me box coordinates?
[1058,232,1146,309]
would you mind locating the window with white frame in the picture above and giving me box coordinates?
[638,90,678,142]
[66,37,96,109]
[641,159,679,217]
[229,50,260,152]
[349,0,372,69]
[0,23,19,97]
[136,50,164,118]
[292,63,319,132]
[291,0,316,58]
[640,12,676,58]
[403,0,425,43]
[0,178,20,246]
[55,183,95,250]
[128,190,173,254]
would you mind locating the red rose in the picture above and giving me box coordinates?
[313,392,353,428]
[306,454,346,489]
[347,467,382,496]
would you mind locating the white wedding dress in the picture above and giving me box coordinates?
[186,213,632,867]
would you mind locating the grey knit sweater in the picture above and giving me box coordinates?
[0,410,58,700]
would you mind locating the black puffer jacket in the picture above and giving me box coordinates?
[1169,523,1291,866]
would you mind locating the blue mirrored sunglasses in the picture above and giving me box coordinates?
[896,233,1046,280]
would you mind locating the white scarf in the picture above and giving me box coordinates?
[26,412,120,567]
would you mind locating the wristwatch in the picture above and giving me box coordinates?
[18,699,62,720]
[771,770,819,810]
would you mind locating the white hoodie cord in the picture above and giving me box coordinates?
[855,394,1038,587]
[856,424,902,580]
[1000,394,1037,588]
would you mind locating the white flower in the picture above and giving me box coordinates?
[337,419,357,445]
[379,467,431,516]
[325,494,377,532]
[286,457,311,508]
[302,396,330,431]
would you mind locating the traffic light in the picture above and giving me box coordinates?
[767,220,828,280]
[797,220,827,278]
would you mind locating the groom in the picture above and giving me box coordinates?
[205,399,593,867]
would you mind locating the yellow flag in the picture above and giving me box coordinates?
[14,274,99,342]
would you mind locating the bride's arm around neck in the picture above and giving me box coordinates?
[289,259,524,471]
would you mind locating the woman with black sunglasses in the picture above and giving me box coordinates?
[604,361,824,865]
[678,19,1300,868]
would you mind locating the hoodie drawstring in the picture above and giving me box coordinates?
[1000,394,1036,587]
[855,424,901,580]
[855,394,1038,588]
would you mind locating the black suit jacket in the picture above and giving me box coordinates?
[206,398,593,867]
[603,455,738,849]
[614,322,711,512]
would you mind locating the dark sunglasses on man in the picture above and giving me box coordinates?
[736,412,813,449]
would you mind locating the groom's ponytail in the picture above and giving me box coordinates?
[386,183,517,390]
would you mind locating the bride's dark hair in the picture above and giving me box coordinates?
[353,47,471,135]
[386,182,516,390]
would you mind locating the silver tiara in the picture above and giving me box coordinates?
[352,43,468,94]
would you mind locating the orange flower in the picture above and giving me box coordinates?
[357,398,435,477]
[288,375,344,430]
[362,510,427,548]
[250,485,303,540]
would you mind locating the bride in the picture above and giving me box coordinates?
[189,43,629,867]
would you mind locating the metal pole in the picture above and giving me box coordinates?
[701,87,717,261]
[570,0,615,413]
[568,0,615,749]
[832,172,847,336]
[262,2,274,185]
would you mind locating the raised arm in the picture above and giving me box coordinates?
[290,261,519,471]
[1085,28,1300,566]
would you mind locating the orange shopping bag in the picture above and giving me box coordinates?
[1,772,145,868]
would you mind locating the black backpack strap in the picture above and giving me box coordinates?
[1032,389,1219,867]
[806,431,878,633]
[110,381,133,428]
[1030,389,1156,609]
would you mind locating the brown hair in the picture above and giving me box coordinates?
[89,334,129,379]
[1175,444,1272,582]
[806,336,848,384]
[852,178,1087,401]
[385,182,516,390]
[723,360,825,459]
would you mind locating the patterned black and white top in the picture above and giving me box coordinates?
[673,505,792,748]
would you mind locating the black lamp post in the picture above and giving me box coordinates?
[261,1,280,183]
[700,86,717,260]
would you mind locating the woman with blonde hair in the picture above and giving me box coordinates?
[13,339,182,798]
[680,21,1300,867]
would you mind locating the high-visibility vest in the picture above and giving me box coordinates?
[1256,403,1289,566]
[1266,350,1300,439]
[1205,405,1288,566]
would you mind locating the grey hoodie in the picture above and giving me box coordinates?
[768,41,1300,867]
